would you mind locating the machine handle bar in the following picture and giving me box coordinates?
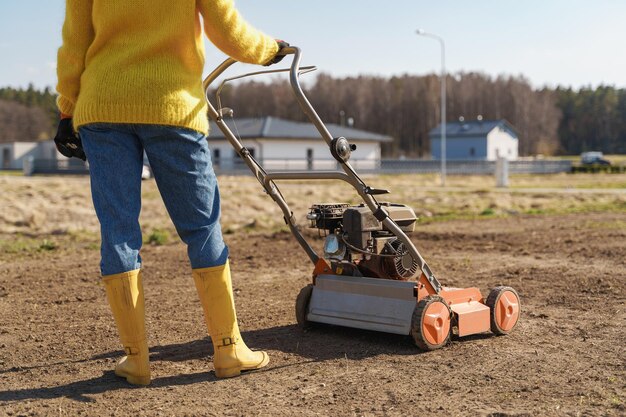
[201,47,442,292]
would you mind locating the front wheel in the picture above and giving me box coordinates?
[410,295,452,351]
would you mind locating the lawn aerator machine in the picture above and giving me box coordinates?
[203,47,520,350]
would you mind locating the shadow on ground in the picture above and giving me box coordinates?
[0,323,496,403]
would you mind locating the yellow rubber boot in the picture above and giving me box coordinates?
[193,261,269,378]
[103,269,151,386]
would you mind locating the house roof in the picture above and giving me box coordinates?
[429,119,518,138]
[208,116,392,142]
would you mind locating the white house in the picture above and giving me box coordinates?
[429,119,519,161]
[0,140,59,170]
[207,116,391,171]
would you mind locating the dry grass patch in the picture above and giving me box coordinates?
[0,173,624,236]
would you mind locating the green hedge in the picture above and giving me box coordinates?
[571,165,626,173]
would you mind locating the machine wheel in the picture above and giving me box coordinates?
[486,286,520,335]
[410,295,452,351]
[295,285,313,329]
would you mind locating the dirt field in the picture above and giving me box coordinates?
[0,175,625,416]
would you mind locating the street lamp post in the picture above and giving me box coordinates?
[416,29,446,187]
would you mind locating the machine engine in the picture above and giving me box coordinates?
[307,203,419,280]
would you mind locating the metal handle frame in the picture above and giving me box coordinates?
[202,47,441,292]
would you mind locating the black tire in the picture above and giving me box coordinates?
[410,295,452,351]
[295,285,313,329]
[486,286,521,335]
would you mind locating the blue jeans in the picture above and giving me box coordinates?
[79,123,229,276]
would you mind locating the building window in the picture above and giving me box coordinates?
[469,147,475,157]
[2,148,10,169]
[213,149,220,167]
[306,148,313,170]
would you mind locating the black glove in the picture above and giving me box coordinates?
[54,118,86,161]
[265,40,290,66]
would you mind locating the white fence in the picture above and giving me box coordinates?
[26,157,572,176]
[28,158,89,175]
[379,159,572,175]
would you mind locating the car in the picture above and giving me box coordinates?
[142,153,152,179]
[141,164,152,180]
[580,151,611,165]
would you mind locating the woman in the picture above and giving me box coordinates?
[55,0,286,385]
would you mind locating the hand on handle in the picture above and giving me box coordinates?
[264,40,290,66]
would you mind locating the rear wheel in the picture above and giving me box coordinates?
[486,286,520,335]
[295,285,313,328]
[410,295,452,351]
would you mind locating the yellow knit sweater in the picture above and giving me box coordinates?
[56,0,278,134]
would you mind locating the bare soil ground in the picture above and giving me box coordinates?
[1,207,624,415]
[0,214,626,415]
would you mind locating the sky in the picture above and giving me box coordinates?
[1,0,625,90]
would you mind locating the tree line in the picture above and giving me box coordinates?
[1,77,625,155]
[0,85,56,142]
[556,86,626,155]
